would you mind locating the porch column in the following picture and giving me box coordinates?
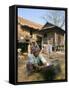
[42,37,43,48]
[54,32,57,51]
[64,34,65,51]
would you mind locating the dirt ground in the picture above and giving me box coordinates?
[17,51,65,82]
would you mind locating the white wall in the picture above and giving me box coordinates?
[0,0,69,90]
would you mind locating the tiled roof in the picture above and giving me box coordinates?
[18,17,65,34]
[18,17,43,30]
[42,22,55,29]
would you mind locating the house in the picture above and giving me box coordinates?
[17,17,65,53]
[18,17,43,52]
[39,22,65,51]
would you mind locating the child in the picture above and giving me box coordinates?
[26,46,49,75]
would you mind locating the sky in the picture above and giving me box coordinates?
[18,8,65,29]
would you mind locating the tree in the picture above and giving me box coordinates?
[42,10,65,30]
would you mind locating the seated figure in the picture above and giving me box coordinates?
[26,46,49,74]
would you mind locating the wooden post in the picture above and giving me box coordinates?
[64,34,65,51]
[54,32,57,52]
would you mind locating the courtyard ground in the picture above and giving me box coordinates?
[17,51,65,82]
